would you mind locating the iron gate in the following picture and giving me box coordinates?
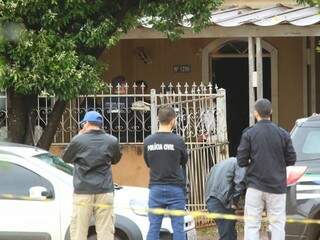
[150,83,229,226]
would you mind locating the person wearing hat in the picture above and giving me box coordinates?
[62,111,122,240]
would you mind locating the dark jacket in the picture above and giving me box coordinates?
[205,157,246,208]
[143,132,188,187]
[62,129,122,194]
[237,120,296,194]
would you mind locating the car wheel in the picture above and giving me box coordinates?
[310,225,320,240]
[87,232,128,240]
[86,228,129,240]
[115,229,129,240]
[159,231,172,240]
[87,235,97,240]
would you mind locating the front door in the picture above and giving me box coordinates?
[212,57,271,156]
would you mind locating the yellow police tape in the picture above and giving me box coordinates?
[82,203,320,225]
[2,194,320,225]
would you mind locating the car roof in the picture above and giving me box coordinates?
[296,114,320,127]
[0,142,47,158]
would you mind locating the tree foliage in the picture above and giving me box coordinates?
[0,0,224,148]
[1,0,224,99]
[296,0,318,5]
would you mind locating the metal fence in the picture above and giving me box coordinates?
[0,82,227,145]
[0,83,151,144]
[0,82,229,226]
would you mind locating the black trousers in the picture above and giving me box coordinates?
[206,197,237,240]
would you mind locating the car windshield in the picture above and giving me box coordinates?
[291,126,320,161]
[33,153,73,175]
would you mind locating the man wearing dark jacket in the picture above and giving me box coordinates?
[205,157,246,240]
[144,106,188,240]
[237,99,296,240]
[63,111,122,240]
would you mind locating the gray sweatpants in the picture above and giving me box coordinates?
[244,188,286,240]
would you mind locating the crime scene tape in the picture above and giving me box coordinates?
[80,202,320,225]
[2,194,320,225]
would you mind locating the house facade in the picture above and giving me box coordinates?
[82,0,320,188]
[25,1,319,216]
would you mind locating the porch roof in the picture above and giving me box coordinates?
[205,4,320,27]
[123,4,320,38]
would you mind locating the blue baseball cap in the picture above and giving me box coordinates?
[81,111,103,124]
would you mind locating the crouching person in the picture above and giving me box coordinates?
[205,157,246,240]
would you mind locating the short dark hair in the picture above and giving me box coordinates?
[111,75,126,87]
[158,106,176,125]
[255,98,272,118]
[88,121,102,129]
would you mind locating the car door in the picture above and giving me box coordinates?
[291,125,320,199]
[286,124,320,238]
[0,155,61,240]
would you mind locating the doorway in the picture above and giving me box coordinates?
[211,41,272,156]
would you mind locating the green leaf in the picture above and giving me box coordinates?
[0,0,224,100]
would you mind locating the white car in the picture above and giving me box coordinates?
[0,143,197,240]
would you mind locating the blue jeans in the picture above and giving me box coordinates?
[206,197,237,240]
[147,185,186,240]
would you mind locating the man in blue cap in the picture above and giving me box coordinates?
[63,111,122,240]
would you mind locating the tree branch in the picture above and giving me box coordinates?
[37,99,67,150]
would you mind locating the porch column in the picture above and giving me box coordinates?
[302,37,317,116]
[248,37,264,126]
[310,37,316,114]
[256,37,263,99]
[150,89,158,134]
[248,37,255,126]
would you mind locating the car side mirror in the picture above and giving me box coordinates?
[41,190,53,199]
[29,186,53,200]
